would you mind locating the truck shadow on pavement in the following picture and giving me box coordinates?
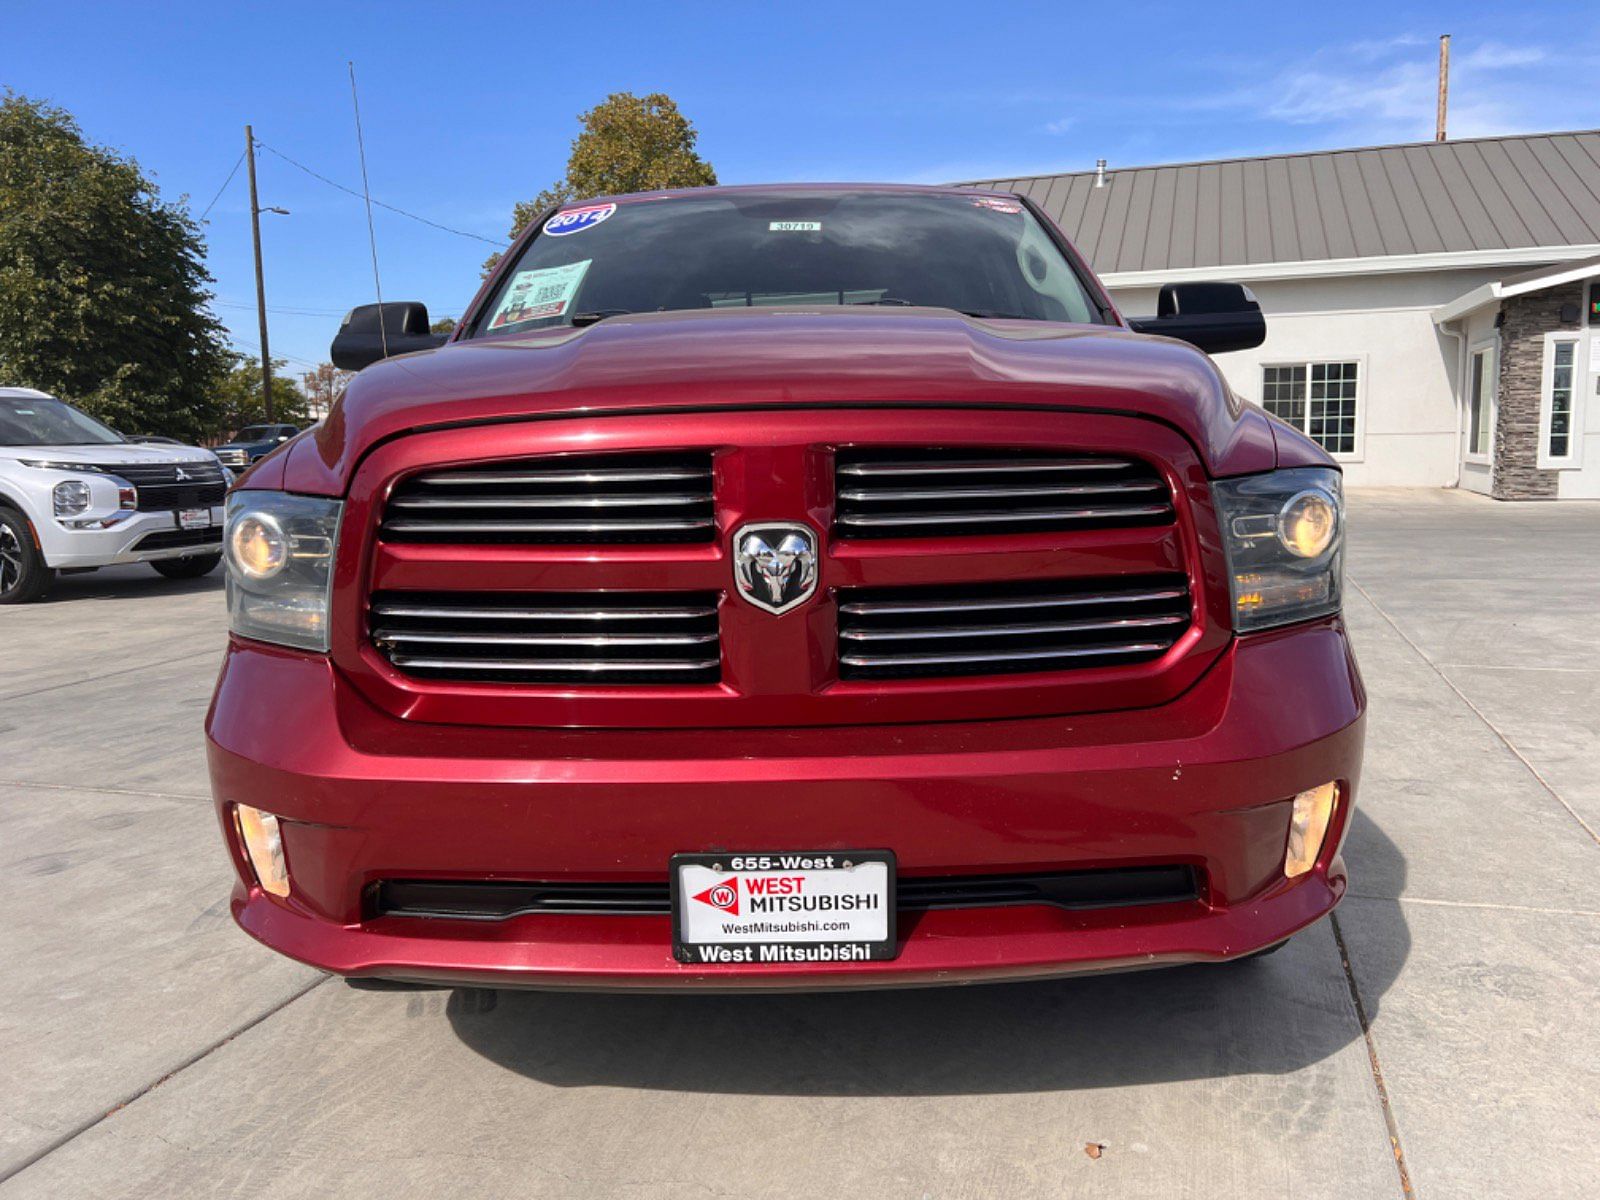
[443,810,1407,1096]
[41,563,224,603]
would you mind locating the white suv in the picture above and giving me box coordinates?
[0,387,233,603]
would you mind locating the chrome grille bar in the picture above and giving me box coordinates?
[841,643,1172,669]
[371,602,716,622]
[370,590,722,685]
[838,458,1132,476]
[386,656,721,674]
[837,574,1192,681]
[840,614,1188,641]
[383,517,714,535]
[388,493,708,509]
[413,467,709,486]
[838,505,1171,528]
[835,449,1172,539]
[837,480,1164,502]
[382,452,715,545]
[373,630,718,647]
[838,586,1187,617]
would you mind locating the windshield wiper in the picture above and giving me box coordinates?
[957,308,1035,321]
[848,297,915,307]
[570,309,632,327]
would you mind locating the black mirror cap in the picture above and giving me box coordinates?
[331,301,449,370]
[1127,282,1266,354]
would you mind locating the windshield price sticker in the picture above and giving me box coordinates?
[487,259,593,329]
[671,850,896,964]
[544,202,616,236]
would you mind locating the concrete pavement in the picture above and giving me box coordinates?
[1,490,1596,1197]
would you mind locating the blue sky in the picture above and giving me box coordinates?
[6,1,1600,372]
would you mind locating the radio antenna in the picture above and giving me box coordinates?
[348,61,387,359]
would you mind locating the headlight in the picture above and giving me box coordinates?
[21,459,106,472]
[1212,467,1343,632]
[53,480,93,516]
[229,511,290,580]
[224,491,342,651]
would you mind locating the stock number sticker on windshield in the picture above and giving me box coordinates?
[543,202,616,236]
[768,220,822,232]
[671,850,896,965]
[487,259,592,329]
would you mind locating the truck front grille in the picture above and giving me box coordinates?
[380,451,715,545]
[369,590,721,685]
[372,866,1200,920]
[834,449,1171,538]
[837,574,1191,680]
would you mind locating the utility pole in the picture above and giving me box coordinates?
[245,124,274,421]
[1436,34,1451,142]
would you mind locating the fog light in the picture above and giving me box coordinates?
[1285,782,1338,878]
[234,804,290,897]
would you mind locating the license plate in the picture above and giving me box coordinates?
[177,508,210,530]
[671,850,896,965]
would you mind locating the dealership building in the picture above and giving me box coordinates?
[971,129,1600,498]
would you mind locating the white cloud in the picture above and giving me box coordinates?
[1202,35,1589,144]
[1457,42,1547,70]
[1042,117,1075,136]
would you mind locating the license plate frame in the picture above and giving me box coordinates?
[670,849,897,965]
[176,508,211,531]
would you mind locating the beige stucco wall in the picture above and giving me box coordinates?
[1106,266,1529,488]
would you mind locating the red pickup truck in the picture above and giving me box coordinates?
[207,184,1362,989]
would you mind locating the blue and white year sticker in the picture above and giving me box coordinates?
[544,202,616,237]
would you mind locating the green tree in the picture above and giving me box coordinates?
[0,92,231,440]
[489,92,716,272]
[214,354,309,435]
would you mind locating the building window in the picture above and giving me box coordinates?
[1467,347,1494,460]
[1261,361,1360,457]
[1549,341,1575,459]
[1538,335,1582,468]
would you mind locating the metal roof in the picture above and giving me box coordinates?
[966,130,1600,277]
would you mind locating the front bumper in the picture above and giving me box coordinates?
[206,618,1364,990]
[41,505,225,568]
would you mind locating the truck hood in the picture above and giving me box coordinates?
[0,442,218,466]
[283,308,1285,494]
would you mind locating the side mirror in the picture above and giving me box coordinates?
[1127,282,1265,354]
[331,301,448,370]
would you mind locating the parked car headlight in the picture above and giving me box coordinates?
[224,491,342,652]
[52,480,93,516]
[1212,467,1343,632]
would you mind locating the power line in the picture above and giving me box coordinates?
[216,299,460,320]
[254,137,507,247]
[348,62,388,361]
[215,300,348,317]
[228,336,322,370]
[199,150,247,220]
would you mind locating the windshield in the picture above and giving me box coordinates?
[0,395,124,446]
[235,426,276,441]
[469,190,1104,338]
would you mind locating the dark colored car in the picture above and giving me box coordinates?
[207,184,1362,989]
[213,424,299,471]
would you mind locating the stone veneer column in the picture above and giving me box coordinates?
[1492,282,1582,499]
